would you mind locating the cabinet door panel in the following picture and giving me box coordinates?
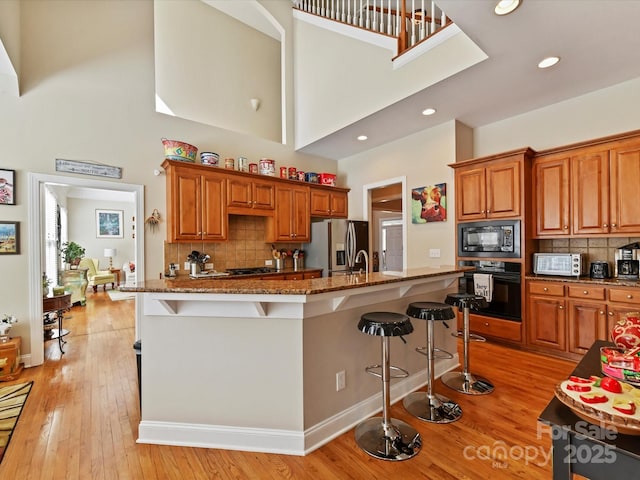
[227,178,252,207]
[571,151,609,234]
[253,181,275,210]
[174,173,202,240]
[533,156,570,236]
[456,167,486,220]
[292,187,310,240]
[330,191,348,218]
[310,190,331,216]
[527,296,566,350]
[201,175,226,240]
[610,143,640,234]
[568,300,607,355]
[486,161,520,218]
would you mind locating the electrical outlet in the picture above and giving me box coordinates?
[184,262,190,270]
[429,249,441,258]
[265,259,273,266]
[336,371,346,391]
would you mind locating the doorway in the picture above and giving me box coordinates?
[363,177,406,272]
[28,173,144,367]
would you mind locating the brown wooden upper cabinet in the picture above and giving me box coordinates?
[452,151,527,222]
[163,161,227,242]
[533,135,640,237]
[227,176,275,215]
[309,188,348,218]
[268,185,311,242]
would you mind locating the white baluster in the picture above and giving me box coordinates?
[395,0,399,35]
[410,0,415,46]
[366,0,370,29]
[321,0,325,17]
[431,1,436,35]
[359,0,363,26]
[419,0,425,40]
[385,0,391,34]
[441,9,446,29]
[372,0,377,31]
[379,0,384,32]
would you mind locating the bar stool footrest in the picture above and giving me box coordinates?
[365,364,409,379]
[451,331,486,342]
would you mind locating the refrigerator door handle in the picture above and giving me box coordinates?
[346,222,355,269]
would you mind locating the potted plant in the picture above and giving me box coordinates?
[60,241,86,268]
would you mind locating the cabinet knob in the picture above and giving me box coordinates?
[603,223,609,228]
[481,210,485,214]
[484,322,489,326]
[628,294,633,299]
[583,290,589,295]
[563,225,568,230]
[559,305,564,310]
[609,311,614,316]
[543,287,549,292]
[600,311,605,315]
[612,223,617,228]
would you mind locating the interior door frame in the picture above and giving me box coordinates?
[28,172,144,367]
[362,176,407,271]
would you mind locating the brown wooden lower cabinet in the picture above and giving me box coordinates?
[457,312,522,343]
[526,280,640,360]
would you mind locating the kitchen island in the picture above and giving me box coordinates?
[121,266,470,455]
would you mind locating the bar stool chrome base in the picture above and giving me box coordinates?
[441,370,494,395]
[355,417,422,461]
[403,391,462,423]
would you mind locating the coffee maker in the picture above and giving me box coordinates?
[615,242,640,279]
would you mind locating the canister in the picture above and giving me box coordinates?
[224,158,235,169]
[249,163,258,174]
[297,171,305,181]
[288,167,297,180]
[237,156,248,172]
[200,152,219,166]
[259,158,275,176]
[280,167,287,179]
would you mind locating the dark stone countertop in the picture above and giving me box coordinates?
[525,274,640,288]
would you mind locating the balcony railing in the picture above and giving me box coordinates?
[292,0,451,56]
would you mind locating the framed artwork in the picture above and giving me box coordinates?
[0,221,19,254]
[96,209,124,238]
[411,183,447,224]
[0,169,15,205]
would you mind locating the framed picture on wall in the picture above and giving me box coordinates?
[96,209,124,238]
[411,183,447,223]
[0,169,16,205]
[0,221,19,254]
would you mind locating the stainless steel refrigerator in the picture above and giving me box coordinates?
[305,219,369,276]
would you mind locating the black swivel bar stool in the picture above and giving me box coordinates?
[355,312,422,461]
[441,293,494,395]
[403,302,462,423]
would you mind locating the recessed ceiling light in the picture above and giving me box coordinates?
[357,135,368,141]
[538,56,560,69]
[494,0,521,15]
[422,108,437,116]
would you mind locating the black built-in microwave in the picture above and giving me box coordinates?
[458,220,520,258]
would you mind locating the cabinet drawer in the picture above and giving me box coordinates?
[567,285,606,300]
[464,313,522,342]
[529,281,564,296]
[609,287,640,305]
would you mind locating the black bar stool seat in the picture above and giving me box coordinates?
[355,312,421,461]
[403,302,462,424]
[442,293,494,395]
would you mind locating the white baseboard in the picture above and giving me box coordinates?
[137,354,460,456]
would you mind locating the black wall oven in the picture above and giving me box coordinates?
[459,260,521,322]
[458,220,520,258]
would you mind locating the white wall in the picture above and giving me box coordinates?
[155,0,282,143]
[474,77,640,156]
[341,121,463,268]
[68,198,135,271]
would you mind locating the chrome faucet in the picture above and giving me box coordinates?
[355,249,369,275]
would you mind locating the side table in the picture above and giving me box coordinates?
[109,268,121,286]
[0,336,24,381]
[43,293,72,354]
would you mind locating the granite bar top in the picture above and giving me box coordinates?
[120,266,471,295]
[525,274,640,288]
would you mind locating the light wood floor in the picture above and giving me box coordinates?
[1,291,578,479]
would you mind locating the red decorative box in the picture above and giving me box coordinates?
[319,173,336,186]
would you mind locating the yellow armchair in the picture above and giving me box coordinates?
[78,258,116,292]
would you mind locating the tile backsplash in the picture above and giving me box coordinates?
[163,216,303,276]
[537,237,640,267]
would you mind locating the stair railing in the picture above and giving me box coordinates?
[292,0,451,56]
